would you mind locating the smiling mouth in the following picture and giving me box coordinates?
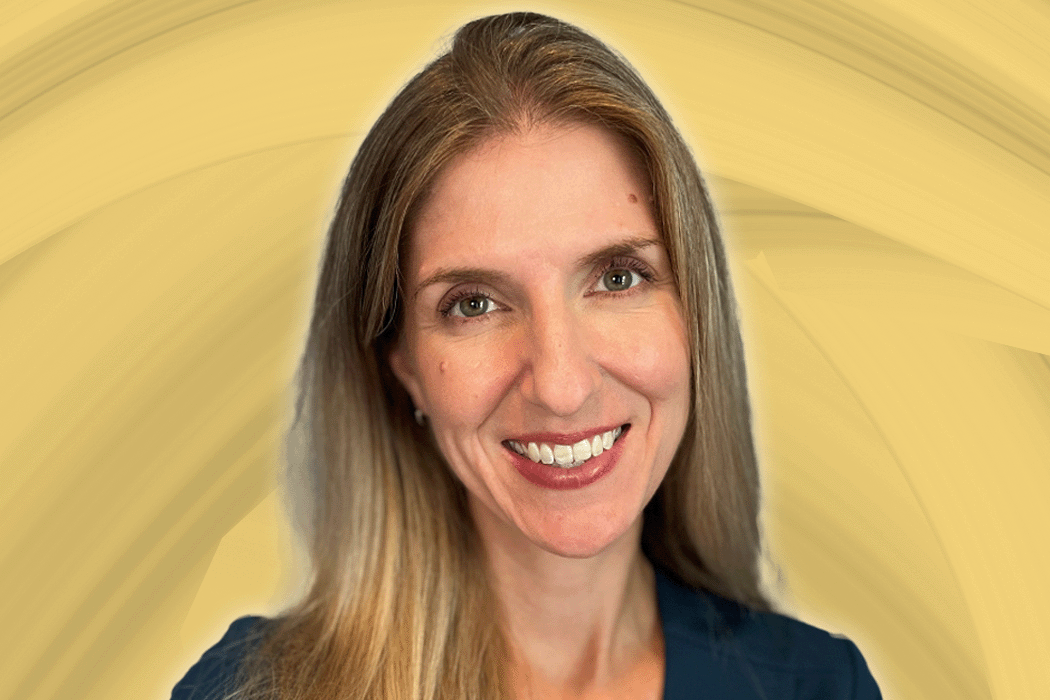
[503,424,630,469]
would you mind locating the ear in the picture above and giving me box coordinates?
[388,339,426,413]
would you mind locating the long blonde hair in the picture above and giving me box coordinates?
[236,12,768,700]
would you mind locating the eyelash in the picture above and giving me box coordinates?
[439,286,492,318]
[438,256,657,319]
[593,256,656,292]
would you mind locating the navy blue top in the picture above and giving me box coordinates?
[172,569,881,699]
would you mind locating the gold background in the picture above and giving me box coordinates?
[2,1,1048,698]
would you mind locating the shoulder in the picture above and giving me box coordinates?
[171,616,269,700]
[655,569,881,700]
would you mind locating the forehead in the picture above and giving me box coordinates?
[405,122,656,280]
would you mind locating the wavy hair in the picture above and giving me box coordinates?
[235,12,768,700]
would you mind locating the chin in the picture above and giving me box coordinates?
[525,508,641,560]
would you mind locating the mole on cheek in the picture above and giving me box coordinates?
[439,361,448,373]
[627,193,638,203]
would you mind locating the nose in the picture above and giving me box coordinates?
[519,300,601,417]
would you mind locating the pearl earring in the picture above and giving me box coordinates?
[414,408,426,426]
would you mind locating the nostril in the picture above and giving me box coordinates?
[522,352,602,417]
[521,309,602,406]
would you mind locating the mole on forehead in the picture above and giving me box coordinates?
[627,193,638,203]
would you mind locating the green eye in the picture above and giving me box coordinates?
[601,269,634,292]
[457,296,490,317]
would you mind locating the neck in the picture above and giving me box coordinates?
[472,501,664,698]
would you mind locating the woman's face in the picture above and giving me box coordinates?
[390,122,691,559]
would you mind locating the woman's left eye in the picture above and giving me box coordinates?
[595,265,647,293]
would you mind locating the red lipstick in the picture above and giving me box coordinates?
[505,423,625,446]
[504,424,629,490]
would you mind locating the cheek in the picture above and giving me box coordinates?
[417,333,520,425]
[601,306,691,403]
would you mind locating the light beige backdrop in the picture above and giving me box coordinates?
[2,1,1048,699]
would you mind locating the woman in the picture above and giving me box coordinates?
[173,12,880,700]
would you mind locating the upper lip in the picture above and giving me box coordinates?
[503,423,628,445]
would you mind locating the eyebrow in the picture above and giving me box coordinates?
[414,267,515,301]
[574,236,662,270]
[412,235,663,301]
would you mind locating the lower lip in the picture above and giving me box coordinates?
[506,428,628,490]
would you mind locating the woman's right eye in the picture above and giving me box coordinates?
[454,296,490,317]
[441,292,496,319]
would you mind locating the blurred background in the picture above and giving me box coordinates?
[1,1,1048,698]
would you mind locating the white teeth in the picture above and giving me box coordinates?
[508,426,625,468]
[591,434,603,457]
[539,444,555,464]
[526,442,540,462]
[553,444,574,465]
